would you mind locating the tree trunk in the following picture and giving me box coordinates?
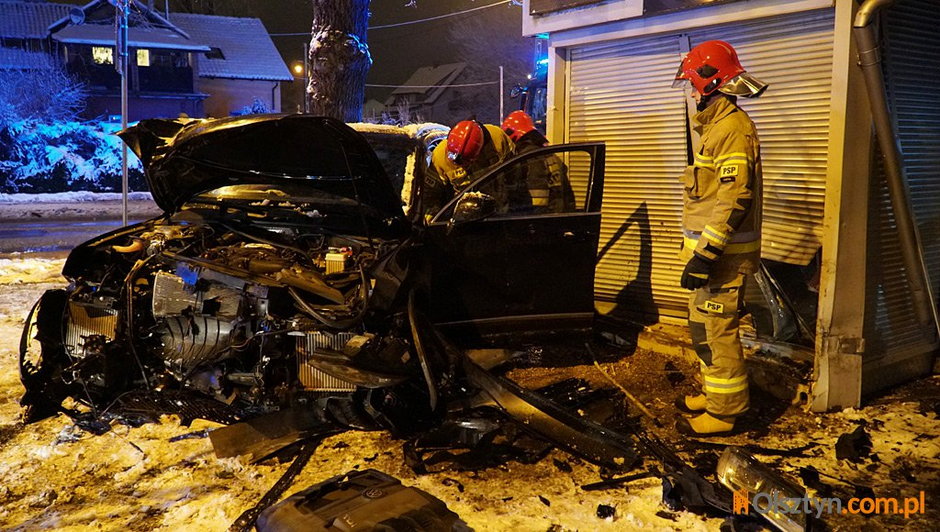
[307,0,371,122]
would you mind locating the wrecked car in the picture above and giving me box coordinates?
[18,114,622,463]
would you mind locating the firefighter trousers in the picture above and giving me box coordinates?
[688,273,749,417]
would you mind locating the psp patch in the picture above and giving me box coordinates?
[703,300,724,313]
[719,165,739,179]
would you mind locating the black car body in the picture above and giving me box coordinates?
[19,114,607,451]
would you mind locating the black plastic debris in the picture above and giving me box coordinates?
[231,440,322,532]
[835,424,872,462]
[441,478,465,493]
[255,469,469,531]
[655,510,678,521]
[582,470,656,491]
[596,504,616,519]
[169,429,210,442]
[664,361,685,386]
[553,458,573,473]
[538,495,551,506]
[798,466,835,498]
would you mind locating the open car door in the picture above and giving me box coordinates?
[422,143,605,340]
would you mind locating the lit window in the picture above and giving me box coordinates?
[136,49,150,66]
[92,46,113,65]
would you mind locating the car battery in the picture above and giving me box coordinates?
[256,469,469,531]
[325,249,348,274]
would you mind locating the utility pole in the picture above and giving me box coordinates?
[499,65,504,121]
[114,0,129,226]
[303,42,310,113]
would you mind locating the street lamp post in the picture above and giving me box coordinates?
[113,0,129,226]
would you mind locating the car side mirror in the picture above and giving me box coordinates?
[447,192,496,233]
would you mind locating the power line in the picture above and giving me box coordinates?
[367,81,498,88]
[370,0,511,30]
[268,0,512,36]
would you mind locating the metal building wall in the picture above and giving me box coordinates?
[862,0,939,393]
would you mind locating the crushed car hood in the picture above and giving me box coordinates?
[119,114,406,219]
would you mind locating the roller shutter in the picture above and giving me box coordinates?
[567,34,688,317]
[862,0,939,392]
[565,9,834,317]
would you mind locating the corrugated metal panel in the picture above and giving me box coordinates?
[689,10,835,266]
[861,0,939,388]
[567,34,689,316]
[565,10,834,317]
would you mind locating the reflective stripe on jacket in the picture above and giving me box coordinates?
[680,97,762,276]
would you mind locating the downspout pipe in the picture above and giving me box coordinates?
[853,0,940,342]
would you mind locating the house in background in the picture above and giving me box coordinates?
[383,63,466,125]
[375,62,502,126]
[0,0,291,120]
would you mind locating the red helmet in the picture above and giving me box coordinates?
[446,121,484,166]
[500,110,536,142]
[673,40,767,98]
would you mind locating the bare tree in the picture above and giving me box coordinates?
[0,58,86,125]
[306,0,372,121]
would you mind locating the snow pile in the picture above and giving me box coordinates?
[0,119,145,194]
[0,258,65,286]
[0,191,153,205]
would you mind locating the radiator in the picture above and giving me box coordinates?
[295,331,357,392]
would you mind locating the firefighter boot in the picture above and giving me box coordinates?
[675,412,735,436]
[674,394,707,414]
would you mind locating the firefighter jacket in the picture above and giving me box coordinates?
[680,96,762,278]
[515,131,576,213]
[421,124,515,219]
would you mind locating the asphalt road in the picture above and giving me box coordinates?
[0,198,161,256]
[0,219,137,254]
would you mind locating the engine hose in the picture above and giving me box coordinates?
[287,266,369,329]
[112,239,144,254]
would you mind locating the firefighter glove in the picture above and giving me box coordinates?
[681,253,714,290]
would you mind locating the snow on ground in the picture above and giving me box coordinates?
[0,255,937,531]
[0,192,153,205]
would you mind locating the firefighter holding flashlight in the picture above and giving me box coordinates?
[671,40,767,436]
[421,120,515,221]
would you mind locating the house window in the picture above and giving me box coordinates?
[206,47,225,60]
[92,46,113,65]
[136,49,150,67]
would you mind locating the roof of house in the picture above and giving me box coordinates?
[47,0,209,51]
[51,23,211,51]
[387,63,466,107]
[172,14,292,82]
[0,1,290,82]
[391,63,466,96]
[0,0,71,39]
[0,47,56,70]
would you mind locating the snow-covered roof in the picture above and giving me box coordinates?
[387,63,466,108]
[0,0,71,39]
[0,48,55,70]
[171,14,292,82]
[52,23,211,51]
[391,63,466,97]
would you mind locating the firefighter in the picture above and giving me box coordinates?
[421,120,515,220]
[501,110,576,213]
[671,40,767,436]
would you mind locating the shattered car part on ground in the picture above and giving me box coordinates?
[255,469,470,531]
